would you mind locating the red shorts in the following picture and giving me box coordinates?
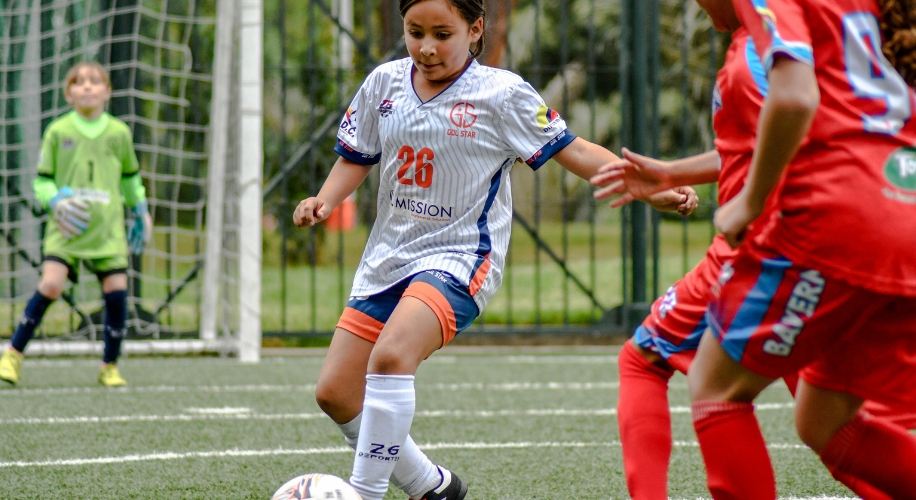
[707,242,916,408]
[635,236,736,374]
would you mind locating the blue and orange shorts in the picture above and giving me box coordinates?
[337,270,480,346]
[706,242,916,408]
[634,236,737,374]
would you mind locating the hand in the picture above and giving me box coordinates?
[674,186,699,216]
[643,186,699,214]
[127,202,153,254]
[49,186,91,239]
[714,189,762,248]
[591,147,673,208]
[293,197,330,227]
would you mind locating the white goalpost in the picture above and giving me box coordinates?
[0,0,262,360]
[202,0,263,362]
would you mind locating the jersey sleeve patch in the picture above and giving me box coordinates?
[525,130,577,170]
[336,72,383,164]
[501,82,576,168]
[335,139,381,165]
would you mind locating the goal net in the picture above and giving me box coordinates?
[0,0,262,360]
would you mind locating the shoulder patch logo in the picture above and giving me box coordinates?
[536,104,562,132]
[340,107,357,137]
[62,138,76,149]
[377,99,395,117]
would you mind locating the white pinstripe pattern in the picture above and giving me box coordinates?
[336,58,575,311]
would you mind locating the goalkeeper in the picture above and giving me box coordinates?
[0,61,151,387]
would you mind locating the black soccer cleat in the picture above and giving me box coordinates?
[418,467,468,500]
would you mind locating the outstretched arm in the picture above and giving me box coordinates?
[591,148,720,208]
[553,137,698,214]
[293,157,372,227]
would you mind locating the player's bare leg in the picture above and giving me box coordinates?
[688,331,777,499]
[796,381,863,453]
[348,297,466,500]
[798,380,916,498]
[37,260,69,299]
[368,297,442,376]
[316,329,373,423]
[316,321,462,499]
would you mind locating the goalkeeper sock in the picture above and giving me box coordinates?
[338,413,439,497]
[350,374,416,500]
[692,400,776,500]
[102,290,128,364]
[617,341,675,500]
[11,291,54,353]
[820,411,916,498]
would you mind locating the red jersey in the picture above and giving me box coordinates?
[713,28,768,205]
[735,0,916,296]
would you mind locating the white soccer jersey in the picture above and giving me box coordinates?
[335,57,576,311]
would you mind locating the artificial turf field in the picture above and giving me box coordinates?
[0,346,862,499]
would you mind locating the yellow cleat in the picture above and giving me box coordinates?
[0,348,24,385]
[98,363,128,387]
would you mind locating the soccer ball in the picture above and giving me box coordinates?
[271,473,362,500]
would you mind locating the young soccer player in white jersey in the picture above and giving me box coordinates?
[293,0,696,498]
[0,62,152,388]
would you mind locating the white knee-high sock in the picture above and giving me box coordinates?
[350,374,417,500]
[337,413,439,497]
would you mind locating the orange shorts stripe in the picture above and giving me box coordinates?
[403,281,458,346]
[468,257,491,297]
[337,307,386,343]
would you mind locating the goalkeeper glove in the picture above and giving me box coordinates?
[49,187,91,239]
[127,201,152,255]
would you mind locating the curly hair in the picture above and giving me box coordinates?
[399,0,486,58]
[878,0,916,88]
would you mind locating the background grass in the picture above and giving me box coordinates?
[0,348,858,499]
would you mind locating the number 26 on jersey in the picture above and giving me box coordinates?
[397,145,434,188]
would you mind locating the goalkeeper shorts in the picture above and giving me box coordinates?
[44,253,128,284]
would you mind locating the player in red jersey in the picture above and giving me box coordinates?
[592,26,776,500]
[677,0,916,497]
[592,5,916,496]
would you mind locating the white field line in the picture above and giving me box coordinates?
[184,407,252,414]
[1,354,618,367]
[0,381,634,396]
[0,439,815,469]
[0,402,796,426]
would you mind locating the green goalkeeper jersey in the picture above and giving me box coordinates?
[34,111,145,259]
